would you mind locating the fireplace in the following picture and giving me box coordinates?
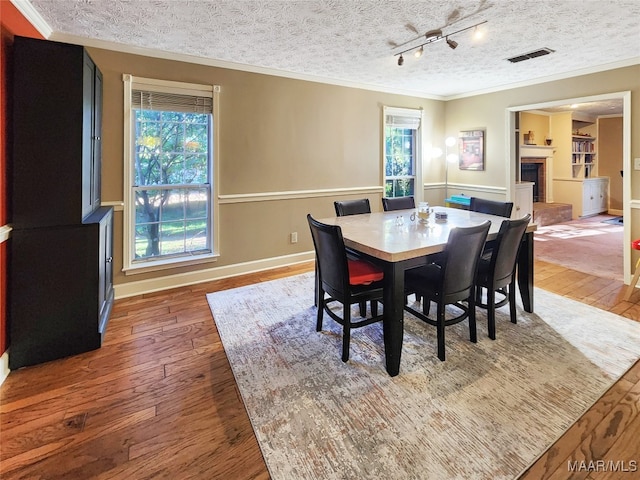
[521,157,546,202]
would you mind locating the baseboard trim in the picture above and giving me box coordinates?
[114,251,315,299]
[0,350,9,386]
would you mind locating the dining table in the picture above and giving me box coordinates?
[319,206,537,376]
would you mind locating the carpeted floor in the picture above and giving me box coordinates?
[207,272,640,480]
[534,215,623,280]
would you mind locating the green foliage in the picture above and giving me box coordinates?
[133,109,211,259]
[384,127,415,198]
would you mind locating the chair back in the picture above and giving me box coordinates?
[334,198,371,216]
[307,214,349,299]
[441,221,491,300]
[382,196,415,211]
[488,214,531,285]
[470,197,513,218]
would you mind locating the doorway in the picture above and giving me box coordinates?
[507,91,632,282]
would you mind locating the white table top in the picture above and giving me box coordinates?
[319,206,536,263]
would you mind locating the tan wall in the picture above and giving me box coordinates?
[550,112,573,178]
[86,44,640,292]
[598,117,623,210]
[87,48,445,288]
[444,65,640,194]
[520,112,550,146]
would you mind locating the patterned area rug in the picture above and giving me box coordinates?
[207,273,640,480]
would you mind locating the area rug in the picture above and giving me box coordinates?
[207,272,640,480]
[602,216,623,225]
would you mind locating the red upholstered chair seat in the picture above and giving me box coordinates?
[348,259,384,285]
[625,238,640,301]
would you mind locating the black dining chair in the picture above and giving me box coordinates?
[333,198,373,316]
[475,214,531,340]
[307,214,384,362]
[404,221,490,361]
[382,196,416,211]
[469,197,513,218]
[334,198,371,216]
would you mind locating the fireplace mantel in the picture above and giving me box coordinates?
[520,145,554,157]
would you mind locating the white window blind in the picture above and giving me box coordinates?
[132,90,213,114]
[385,114,421,129]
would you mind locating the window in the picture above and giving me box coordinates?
[123,75,219,272]
[383,107,422,198]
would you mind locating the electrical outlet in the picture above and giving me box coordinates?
[635,158,640,170]
[290,232,298,244]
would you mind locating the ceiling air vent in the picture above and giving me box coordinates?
[507,47,555,63]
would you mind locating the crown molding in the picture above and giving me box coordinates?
[10,0,52,38]
[47,32,446,101]
[445,57,640,101]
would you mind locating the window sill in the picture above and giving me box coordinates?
[123,252,219,276]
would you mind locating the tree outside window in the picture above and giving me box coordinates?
[133,110,211,261]
[385,126,416,198]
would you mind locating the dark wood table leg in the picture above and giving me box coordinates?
[314,261,319,307]
[517,231,534,312]
[383,261,405,376]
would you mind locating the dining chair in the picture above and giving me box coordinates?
[333,198,373,316]
[381,196,415,211]
[404,221,491,361]
[475,214,531,340]
[334,198,371,216]
[307,214,384,362]
[469,197,514,218]
[624,238,640,301]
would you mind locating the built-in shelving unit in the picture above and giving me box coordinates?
[571,135,597,178]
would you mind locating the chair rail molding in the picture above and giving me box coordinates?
[218,186,383,204]
[0,225,12,244]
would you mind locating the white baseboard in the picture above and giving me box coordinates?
[114,250,315,299]
[0,350,9,386]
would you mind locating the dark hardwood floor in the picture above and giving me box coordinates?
[1,259,639,479]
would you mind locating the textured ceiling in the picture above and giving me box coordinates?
[21,0,640,99]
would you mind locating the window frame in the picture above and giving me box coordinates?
[122,75,220,274]
[383,106,423,201]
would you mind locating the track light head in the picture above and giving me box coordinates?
[446,37,458,50]
[425,29,442,39]
[397,54,404,66]
[414,46,424,58]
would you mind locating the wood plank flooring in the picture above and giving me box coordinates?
[1,259,639,479]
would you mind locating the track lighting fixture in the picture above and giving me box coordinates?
[393,20,486,65]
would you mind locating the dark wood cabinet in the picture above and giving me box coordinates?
[9,37,113,369]
[12,37,103,229]
[9,209,114,369]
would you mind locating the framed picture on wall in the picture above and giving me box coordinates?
[458,129,485,171]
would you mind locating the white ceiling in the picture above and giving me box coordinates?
[18,0,640,100]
